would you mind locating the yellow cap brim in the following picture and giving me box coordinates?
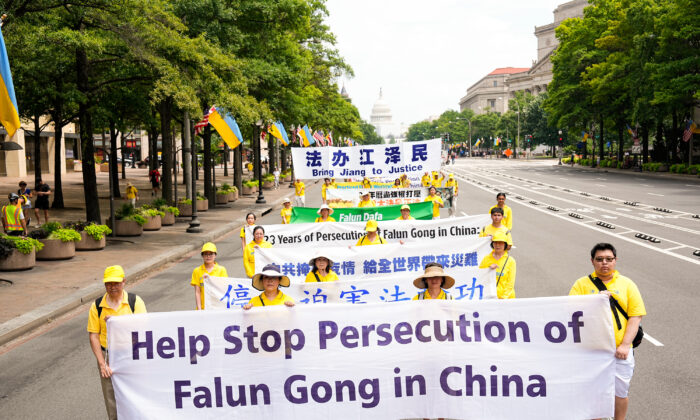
[103,277,124,283]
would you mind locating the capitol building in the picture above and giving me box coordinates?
[369,88,407,143]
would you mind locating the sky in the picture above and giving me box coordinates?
[325,0,564,126]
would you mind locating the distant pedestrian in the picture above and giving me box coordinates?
[490,192,512,230]
[148,168,161,196]
[293,179,306,207]
[445,174,458,217]
[273,168,281,189]
[191,242,228,310]
[2,193,26,236]
[125,182,139,207]
[17,181,32,227]
[33,178,51,224]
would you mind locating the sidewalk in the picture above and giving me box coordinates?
[562,162,700,183]
[0,166,294,345]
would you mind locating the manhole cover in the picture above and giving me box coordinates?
[0,278,13,287]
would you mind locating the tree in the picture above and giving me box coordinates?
[359,121,383,144]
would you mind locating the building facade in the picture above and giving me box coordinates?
[369,88,407,142]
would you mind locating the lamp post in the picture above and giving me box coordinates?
[516,106,520,159]
[558,130,563,165]
[187,137,201,233]
[254,120,266,204]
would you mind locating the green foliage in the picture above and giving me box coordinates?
[164,206,180,216]
[84,224,112,240]
[41,221,63,234]
[262,174,275,182]
[179,199,192,205]
[152,198,168,208]
[116,203,147,225]
[359,121,385,144]
[140,208,165,217]
[216,188,230,195]
[48,228,82,243]
[0,235,44,255]
[670,164,688,174]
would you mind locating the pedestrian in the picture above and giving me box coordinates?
[239,212,257,250]
[293,178,306,207]
[273,168,281,189]
[412,262,455,300]
[2,193,27,236]
[570,152,575,167]
[149,168,161,197]
[479,207,513,249]
[125,182,139,207]
[393,178,401,188]
[315,204,336,222]
[17,181,32,227]
[421,172,431,187]
[355,220,386,246]
[569,243,646,420]
[445,174,458,217]
[191,242,228,310]
[242,264,295,309]
[321,177,333,203]
[424,186,444,219]
[243,226,272,278]
[357,190,376,208]
[361,176,372,188]
[401,174,411,188]
[395,204,415,220]
[431,170,445,188]
[478,232,516,299]
[87,265,146,420]
[33,178,51,224]
[280,198,293,224]
[305,251,339,282]
[490,192,513,230]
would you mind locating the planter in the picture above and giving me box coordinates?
[216,194,229,204]
[284,175,291,182]
[242,186,253,195]
[110,219,143,237]
[177,203,192,217]
[262,181,274,190]
[76,231,106,251]
[0,249,36,271]
[162,212,175,225]
[37,238,76,260]
[73,162,83,172]
[142,215,162,231]
[196,200,209,212]
[100,163,109,172]
[227,191,237,202]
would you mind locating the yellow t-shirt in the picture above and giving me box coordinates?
[362,180,372,188]
[357,199,377,208]
[421,175,431,187]
[479,251,516,299]
[305,270,339,282]
[294,182,305,196]
[356,234,386,246]
[431,176,444,188]
[321,184,329,200]
[281,207,292,224]
[489,205,513,230]
[125,186,138,199]
[87,291,147,348]
[248,290,294,307]
[479,224,513,246]
[569,271,646,347]
[243,240,273,278]
[395,215,415,220]
[247,162,253,171]
[240,223,256,239]
[191,263,228,309]
[445,179,458,193]
[401,178,411,188]
[424,195,444,218]
[392,184,400,188]
[412,289,449,300]
[314,216,336,223]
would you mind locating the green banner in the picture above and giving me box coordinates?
[290,201,434,223]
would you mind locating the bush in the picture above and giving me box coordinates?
[84,224,112,240]
[670,164,688,174]
[0,235,43,256]
[152,198,167,208]
[140,208,165,218]
[49,228,82,242]
[164,206,180,216]
[178,198,192,205]
[263,173,275,182]
[216,188,229,195]
[196,195,207,201]
[116,203,147,225]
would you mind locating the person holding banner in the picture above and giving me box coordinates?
[315,204,336,222]
[355,220,386,246]
[280,198,293,224]
[490,192,513,230]
[357,191,377,208]
[393,178,401,188]
[569,243,646,420]
[191,242,228,310]
[239,212,258,250]
[321,178,334,203]
[421,172,431,187]
[424,186,444,219]
[395,204,415,220]
[431,170,445,187]
[87,265,146,420]
[361,177,372,188]
[412,262,455,300]
[479,232,516,299]
[305,252,339,282]
[480,207,513,249]
[445,174,458,217]
[294,179,306,207]
[243,264,295,308]
[401,174,411,188]
[244,226,272,278]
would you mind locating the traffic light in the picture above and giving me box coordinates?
[559,136,563,145]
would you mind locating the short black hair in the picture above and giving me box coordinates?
[590,243,616,259]
[490,207,504,215]
[496,192,506,199]
[253,226,265,235]
[246,212,256,220]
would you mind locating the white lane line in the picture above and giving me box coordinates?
[664,245,686,251]
[685,184,700,188]
[596,184,606,187]
[643,333,664,347]
[559,177,568,180]
[461,212,468,217]
[647,193,664,197]
[618,230,635,235]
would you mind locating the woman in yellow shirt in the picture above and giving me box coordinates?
[355,220,386,246]
[395,204,415,220]
[315,204,336,222]
[392,178,401,188]
[361,177,372,188]
[125,182,139,207]
[243,264,295,308]
[243,226,272,278]
[478,232,516,299]
[305,252,339,282]
[357,191,376,207]
[401,174,411,188]
[412,262,454,300]
[421,172,431,187]
[424,186,444,219]
[321,178,333,203]
[239,213,257,249]
[190,242,228,310]
[280,198,293,224]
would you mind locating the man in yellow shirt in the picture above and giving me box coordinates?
[355,220,386,245]
[396,204,415,220]
[431,170,445,187]
[125,182,139,207]
[421,172,431,187]
[479,207,513,249]
[2,193,26,236]
[400,174,411,188]
[280,198,293,224]
[445,174,458,217]
[424,186,444,219]
[357,191,376,207]
[489,192,513,230]
[478,233,516,299]
[569,243,645,420]
[293,179,306,207]
[87,265,146,420]
[191,242,228,310]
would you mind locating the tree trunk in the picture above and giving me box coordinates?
[33,116,41,187]
[76,48,101,223]
[281,147,288,172]
[51,107,65,209]
[670,112,678,163]
[183,112,191,199]
[268,134,275,173]
[223,144,229,177]
[599,117,605,163]
[109,121,121,198]
[159,98,173,204]
[120,131,126,179]
[203,125,213,205]
[234,143,242,191]
[641,124,650,164]
[617,122,624,163]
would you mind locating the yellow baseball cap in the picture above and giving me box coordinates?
[400,204,410,211]
[491,232,509,244]
[103,265,125,283]
[365,219,378,232]
[201,242,217,254]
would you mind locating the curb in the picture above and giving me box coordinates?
[564,163,700,183]
[0,200,282,347]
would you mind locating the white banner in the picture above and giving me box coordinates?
[204,269,496,309]
[109,296,615,419]
[292,139,442,179]
[246,214,489,247]
[255,237,492,284]
[326,187,427,208]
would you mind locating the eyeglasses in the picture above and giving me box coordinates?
[594,257,616,263]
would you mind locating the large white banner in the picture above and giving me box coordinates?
[292,139,442,179]
[255,237,492,284]
[246,214,490,247]
[204,269,497,309]
[109,296,616,419]
[326,187,427,208]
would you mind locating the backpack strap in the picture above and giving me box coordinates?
[496,255,510,287]
[313,271,321,282]
[128,293,137,313]
[379,236,385,244]
[95,296,104,319]
[259,295,265,306]
[588,275,625,330]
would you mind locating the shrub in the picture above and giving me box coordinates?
[140,208,165,218]
[48,228,82,242]
[0,235,44,256]
[84,224,112,240]
[196,195,207,201]
[116,203,147,225]
[178,198,192,205]
[164,206,180,216]
[216,188,229,195]
[220,182,232,191]
[617,162,623,169]
[263,173,275,182]
[152,198,167,208]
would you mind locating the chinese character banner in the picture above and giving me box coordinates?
[290,201,434,223]
[325,187,453,208]
[291,139,442,179]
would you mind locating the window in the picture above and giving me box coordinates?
[488,99,496,108]
[493,81,498,87]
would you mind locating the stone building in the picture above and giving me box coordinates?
[369,88,407,142]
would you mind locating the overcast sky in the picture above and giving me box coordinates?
[325,0,563,126]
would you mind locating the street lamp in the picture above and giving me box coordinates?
[558,130,563,165]
[187,137,202,233]
[254,120,266,204]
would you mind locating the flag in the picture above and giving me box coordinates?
[194,106,214,136]
[582,132,589,143]
[326,131,333,146]
[208,107,243,149]
[303,125,315,146]
[313,130,325,146]
[682,120,696,142]
[474,139,481,148]
[268,121,289,146]
[0,25,20,137]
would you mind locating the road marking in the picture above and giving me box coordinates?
[615,208,632,212]
[647,193,664,196]
[461,212,468,217]
[643,333,664,347]
[596,184,606,187]
[618,230,635,235]
[559,177,568,180]
[602,215,618,219]
[685,184,700,188]
[664,245,686,251]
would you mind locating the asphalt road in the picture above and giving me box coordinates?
[0,160,698,419]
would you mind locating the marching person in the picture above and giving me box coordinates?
[294,178,306,207]
[243,264,295,309]
[321,177,333,203]
[569,243,646,420]
[239,212,258,250]
[87,265,146,420]
[2,193,27,236]
[478,232,516,299]
[191,242,228,310]
[412,262,455,300]
[148,167,161,197]
[431,170,445,188]
[479,207,513,249]
[33,178,51,224]
[361,176,372,188]
[244,226,272,278]
[305,252,339,282]
[396,204,415,220]
[490,192,513,230]
[421,171,431,187]
[280,198,293,224]
[393,178,402,188]
[355,220,386,246]
[315,204,336,222]
[445,174,458,217]
[401,174,411,188]
[125,182,139,207]
[357,190,377,208]
[424,186,444,219]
